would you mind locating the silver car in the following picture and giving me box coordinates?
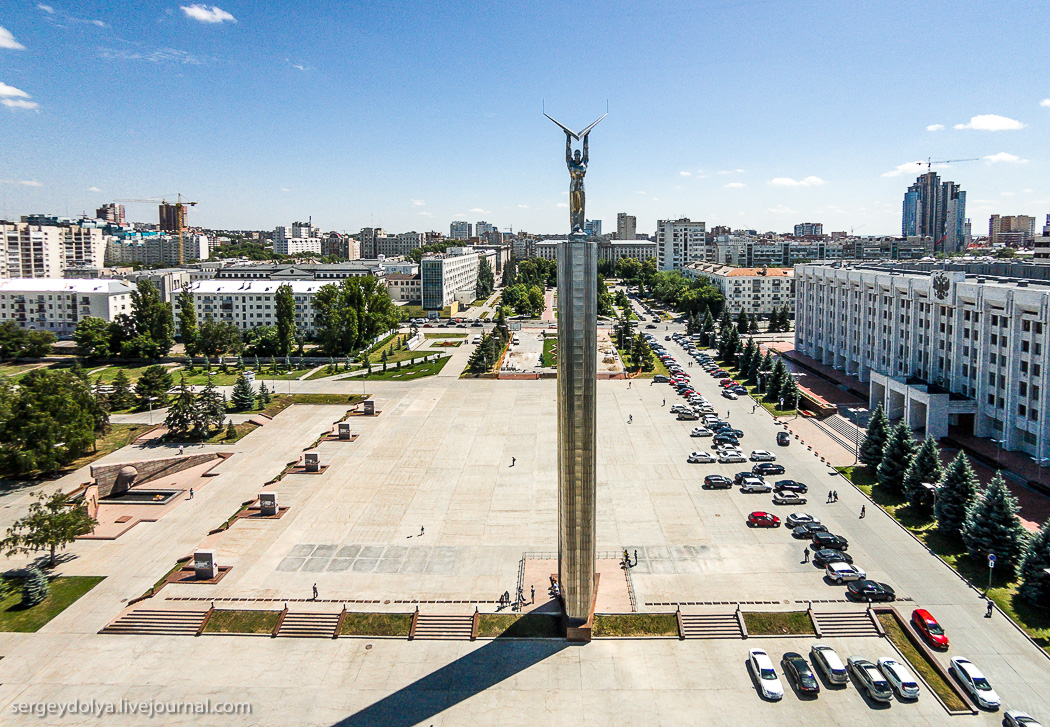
[877,657,920,700]
[1005,710,1044,727]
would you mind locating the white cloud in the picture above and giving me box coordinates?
[99,47,207,65]
[926,123,945,132]
[285,58,310,72]
[87,186,101,193]
[0,82,30,98]
[469,208,487,214]
[1023,188,1034,193]
[953,114,1025,131]
[411,199,426,206]
[1001,192,1014,196]
[0,26,25,50]
[633,190,645,195]
[983,152,1028,164]
[679,171,691,176]
[767,204,797,215]
[416,211,433,217]
[1040,99,1050,108]
[769,176,825,187]
[280,187,290,192]
[724,182,746,188]
[555,202,568,208]
[181,4,236,23]
[0,179,43,187]
[36,4,54,13]
[3,99,39,110]
[881,161,922,178]
[517,204,529,209]
[717,168,745,175]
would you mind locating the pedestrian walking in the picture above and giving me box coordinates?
[511,457,516,467]
[531,585,535,604]
[628,414,633,424]
[633,549,638,567]
[628,380,632,389]
[826,492,832,504]
[189,488,194,499]
[662,399,666,406]
[859,505,866,519]
[420,525,425,536]
[727,409,731,418]
[623,548,630,567]
[986,599,994,618]
[178,446,185,456]
[312,583,318,600]
[833,491,839,502]
[752,404,757,414]
[803,546,809,563]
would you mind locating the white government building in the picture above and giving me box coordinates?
[795,262,1050,461]
[0,278,133,336]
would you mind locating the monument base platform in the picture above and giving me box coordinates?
[560,573,600,643]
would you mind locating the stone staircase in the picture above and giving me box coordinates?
[100,609,208,636]
[813,611,880,638]
[411,614,474,640]
[679,613,744,639]
[276,611,341,638]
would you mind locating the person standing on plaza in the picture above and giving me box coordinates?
[803,546,809,563]
[860,505,865,518]
[312,583,318,600]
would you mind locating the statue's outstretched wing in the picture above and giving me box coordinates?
[545,114,579,141]
[577,114,607,139]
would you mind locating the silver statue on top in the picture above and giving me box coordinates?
[545,113,606,234]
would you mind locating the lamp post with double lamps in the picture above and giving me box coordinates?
[990,437,1005,471]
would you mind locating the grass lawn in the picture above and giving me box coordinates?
[541,338,557,367]
[742,611,814,636]
[423,332,466,339]
[480,311,490,319]
[340,612,411,637]
[616,345,666,379]
[399,305,453,319]
[176,368,303,386]
[477,613,563,638]
[368,337,432,365]
[203,421,259,444]
[356,356,450,381]
[0,576,104,632]
[305,365,359,380]
[260,394,368,418]
[839,465,1050,652]
[90,363,175,385]
[593,613,678,637]
[61,424,148,474]
[0,362,53,381]
[878,612,969,711]
[204,609,280,634]
[431,340,463,348]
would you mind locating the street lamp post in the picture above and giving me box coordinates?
[991,437,1005,471]
[147,396,159,424]
[1030,456,1050,487]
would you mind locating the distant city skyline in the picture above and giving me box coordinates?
[1,1,1048,234]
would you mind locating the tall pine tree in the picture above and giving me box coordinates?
[876,421,918,494]
[858,403,889,469]
[961,472,1029,575]
[903,436,944,511]
[230,371,256,412]
[767,357,788,402]
[1018,519,1050,605]
[935,452,979,536]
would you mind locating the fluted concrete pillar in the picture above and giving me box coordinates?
[557,233,597,624]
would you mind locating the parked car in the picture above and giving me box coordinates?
[810,644,848,685]
[748,648,784,700]
[781,652,820,696]
[749,449,776,462]
[690,427,713,437]
[670,405,691,414]
[950,657,1001,709]
[652,374,668,382]
[812,532,849,551]
[645,324,657,329]
[676,411,700,421]
[825,562,866,583]
[687,451,715,464]
[776,431,791,446]
[772,491,807,506]
[813,548,854,566]
[718,451,747,464]
[722,390,739,400]
[877,657,920,700]
[712,434,740,447]
[1004,710,1044,727]
[847,656,894,703]
[785,512,818,528]
[703,474,733,489]
[773,479,807,493]
[731,385,748,394]
[847,580,896,602]
[752,462,786,476]
[792,523,829,539]
[910,608,949,649]
[748,511,780,528]
[740,476,772,493]
[712,426,744,438]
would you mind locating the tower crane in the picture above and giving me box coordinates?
[113,194,198,264]
[918,157,979,173]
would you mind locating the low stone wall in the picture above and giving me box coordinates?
[91,453,223,497]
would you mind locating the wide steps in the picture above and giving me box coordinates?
[101,609,208,636]
[412,614,474,640]
[277,612,340,638]
[680,613,743,639]
[813,611,879,638]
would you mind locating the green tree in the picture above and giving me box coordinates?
[20,566,50,607]
[109,369,134,410]
[780,375,800,410]
[230,371,256,412]
[0,322,56,360]
[130,279,174,357]
[935,452,980,536]
[164,379,198,438]
[1,490,96,567]
[73,317,111,358]
[311,277,400,356]
[748,313,760,334]
[528,285,546,316]
[736,308,749,335]
[767,306,782,332]
[633,333,654,372]
[476,256,495,298]
[903,436,944,512]
[596,275,614,317]
[739,338,758,376]
[767,357,789,402]
[275,284,296,355]
[135,365,173,409]
[876,421,919,494]
[257,381,271,406]
[1018,519,1050,604]
[226,419,239,440]
[195,378,227,435]
[961,472,1030,575]
[196,317,244,357]
[177,289,199,356]
[244,325,282,357]
[699,309,717,347]
[858,403,890,469]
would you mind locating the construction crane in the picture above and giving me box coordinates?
[114,194,198,264]
[917,157,979,173]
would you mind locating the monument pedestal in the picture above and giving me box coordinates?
[562,573,600,643]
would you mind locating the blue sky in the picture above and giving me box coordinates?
[1,0,1048,236]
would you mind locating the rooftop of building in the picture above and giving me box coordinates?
[187,279,331,294]
[0,278,134,294]
[685,263,793,277]
[797,259,1050,290]
[383,273,419,281]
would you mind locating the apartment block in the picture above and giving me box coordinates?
[683,263,794,316]
[0,278,133,336]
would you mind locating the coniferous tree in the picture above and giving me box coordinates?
[275,284,296,356]
[1018,519,1050,604]
[736,308,749,335]
[757,351,773,389]
[746,345,762,382]
[700,309,716,347]
[164,378,198,438]
[195,378,226,435]
[935,452,979,536]
[767,306,780,332]
[739,338,757,375]
[226,419,239,440]
[230,371,256,412]
[748,313,760,334]
[109,368,134,410]
[858,403,889,469]
[961,472,1029,575]
[767,357,788,402]
[257,381,271,407]
[20,566,49,607]
[178,289,199,356]
[903,436,944,512]
[780,375,800,410]
[135,365,173,409]
[876,421,919,494]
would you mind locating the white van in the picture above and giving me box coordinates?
[512,335,520,345]
[471,334,481,344]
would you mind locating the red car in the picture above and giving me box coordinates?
[748,511,780,528]
[911,608,949,649]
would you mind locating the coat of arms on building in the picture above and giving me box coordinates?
[932,272,951,300]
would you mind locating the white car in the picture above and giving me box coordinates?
[786,512,818,528]
[772,491,807,506]
[740,477,771,493]
[722,390,739,400]
[877,657,920,700]
[825,562,867,583]
[718,451,747,464]
[749,450,777,462]
[748,648,784,700]
[690,427,713,437]
[1005,710,1044,727]
[687,451,716,464]
[950,657,1001,709]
